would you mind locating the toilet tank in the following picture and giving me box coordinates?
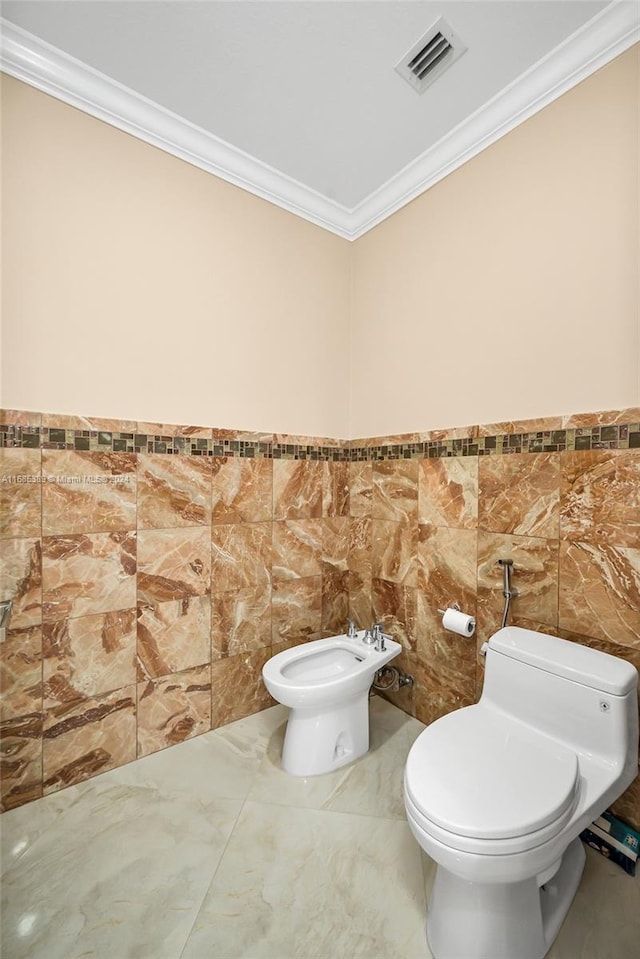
[481,627,638,773]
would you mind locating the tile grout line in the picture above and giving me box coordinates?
[176,791,251,959]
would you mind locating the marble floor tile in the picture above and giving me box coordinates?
[0,707,285,957]
[112,703,285,802]
[546,844,640,959]
[1,759,242,959]
[247,696,413,819]
[180,801,429,959]
[1,701,638,959]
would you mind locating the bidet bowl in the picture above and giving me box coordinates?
[262,631,401,709]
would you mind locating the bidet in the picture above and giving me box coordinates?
[263,628,402,775]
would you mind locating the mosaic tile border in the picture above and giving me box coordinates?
[1,418,638,460]
[0,426,349,461]
[350,423,639,461]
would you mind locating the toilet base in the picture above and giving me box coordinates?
[281,690,370,776]
[426,837,586,959]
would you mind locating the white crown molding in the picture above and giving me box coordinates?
[349,1,640,239]
[1,2,638,241]
[0,18,354,238]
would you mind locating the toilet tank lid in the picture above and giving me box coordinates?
[488,627,638,696]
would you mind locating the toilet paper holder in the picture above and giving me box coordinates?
[438,603,476,637]
[437,602,461,615]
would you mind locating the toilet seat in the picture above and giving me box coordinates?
[405,704,580,855]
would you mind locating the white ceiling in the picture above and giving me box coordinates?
[1,1,638,237]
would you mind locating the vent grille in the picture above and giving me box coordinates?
[407,31,452,81]
[395,17,467,94]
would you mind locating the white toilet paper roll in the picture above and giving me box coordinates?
[442,607,476,636]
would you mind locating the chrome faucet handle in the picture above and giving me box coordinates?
[346,619,357,639]
[372,623,386,652]
[362,629,375,645]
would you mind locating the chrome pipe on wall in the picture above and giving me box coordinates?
[0,598,13,644]
[497,559,517,629]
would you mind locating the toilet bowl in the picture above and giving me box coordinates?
[262,630,401,776]
[404,627,638,959]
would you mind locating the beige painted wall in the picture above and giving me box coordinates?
[2,46,638,439]
[350,45,640,437]
[1,76,351,437]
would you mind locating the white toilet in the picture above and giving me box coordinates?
[404,626,638,959]
[262,627,401,776]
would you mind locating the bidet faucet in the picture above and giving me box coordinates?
[346,619,357,639]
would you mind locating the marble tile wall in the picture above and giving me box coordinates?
[346,408,640,830]
[1,407,638,827]
[0,412,350,811]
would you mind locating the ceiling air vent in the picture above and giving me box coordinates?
[395,17,467,94]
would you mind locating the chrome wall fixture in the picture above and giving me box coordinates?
[0,598,13,643]
[373,665,414,692]
[498,559,517,628]
[437,601,460,616]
